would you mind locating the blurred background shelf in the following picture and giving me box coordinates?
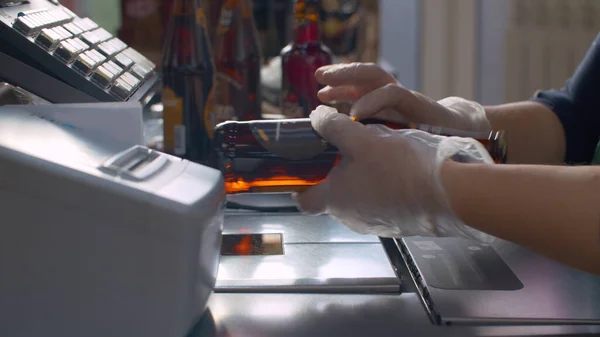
[67,0,600,108]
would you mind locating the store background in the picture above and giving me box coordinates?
[65,0,600,106]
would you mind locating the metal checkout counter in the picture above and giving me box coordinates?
[201,194,600,337]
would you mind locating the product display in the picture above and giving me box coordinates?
[204,0,263,136]
[280,0,334,118]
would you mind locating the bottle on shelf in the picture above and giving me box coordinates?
[161,0,216,165]
[210,118,508,194]
[204,0,263,138]
[204,0,226,50]
[280,0,334,118]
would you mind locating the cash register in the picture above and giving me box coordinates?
[0,2,224,337]
[0,0,160,104]
[0,103,226,337]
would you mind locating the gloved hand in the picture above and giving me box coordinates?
[316,63,492,132]
[293,105,497,243]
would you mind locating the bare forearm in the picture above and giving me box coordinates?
[484,101,566,164]
[441,161,600,275]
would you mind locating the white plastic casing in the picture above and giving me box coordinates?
[0,107,225,337]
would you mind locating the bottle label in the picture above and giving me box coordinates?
[219,8,233,27]
[162,87,185,155]
[196,7,207,28]
[249,119,329,160]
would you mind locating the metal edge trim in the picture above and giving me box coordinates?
[393,238,442,325]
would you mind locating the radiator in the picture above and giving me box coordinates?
[505,0,600,102]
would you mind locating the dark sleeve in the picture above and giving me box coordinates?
[530,32,600,164]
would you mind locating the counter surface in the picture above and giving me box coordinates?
[187,201,600,337]
[194,292,600,337]
[142,114,600,337]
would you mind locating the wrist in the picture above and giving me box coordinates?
[439,160,473,223]
[437,96,492,132]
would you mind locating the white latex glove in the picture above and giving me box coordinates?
[316,63,491,132]
[293,105,497,243]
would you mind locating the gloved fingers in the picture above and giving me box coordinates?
[292,181,330,215]
[310,105,370,155]
[365,108,410,125]
[349,83,418,121]
[315,62,397,91]
[438,136,494,164]
[317,85,367,103]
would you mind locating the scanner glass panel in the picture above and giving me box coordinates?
[221,234,284,256]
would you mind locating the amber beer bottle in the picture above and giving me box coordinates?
[210,118,508,194]
[204,0,263,136]
[280,0,334,118]
[162,0,215,165]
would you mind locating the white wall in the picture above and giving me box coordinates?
[379,0,512,104]
[478,0,511,105]
[379,0,421,91]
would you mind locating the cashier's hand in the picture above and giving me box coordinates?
[316,63,492,132]
[293,105,496,242]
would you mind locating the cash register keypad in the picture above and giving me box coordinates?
[10,7,157,100]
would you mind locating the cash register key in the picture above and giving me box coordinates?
[78,17,98,31]
[35,12,54,29]
[52,26,73,40]
[52,9,73,24]
[41,12,56,26]
[15,16,41,35]
[61,6,77,19]
[27,13,46,29]
[82,28,112,46]
[91,65,116,88]
[35,28,63,50]
[123,48,155,70]
[73,51,102,75]
[13,17,36,36]
[98,38,127,57]
[73,17,98,33]
[121,72,141,89]
[111,38,127,52]
[55,40,79,63]
[71,37,90,52]
[130,64,151,80]
[97,41,116,57]
[81,31,100,46]
[104,61,124,77]
[73,53,96,75]
[61,22,83,36]
[87,49,106,66]
[110,77,134,100]
[83,18,99,30]
[94,28,113,43]
[47,10,63,24]
[113,52,134,69]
